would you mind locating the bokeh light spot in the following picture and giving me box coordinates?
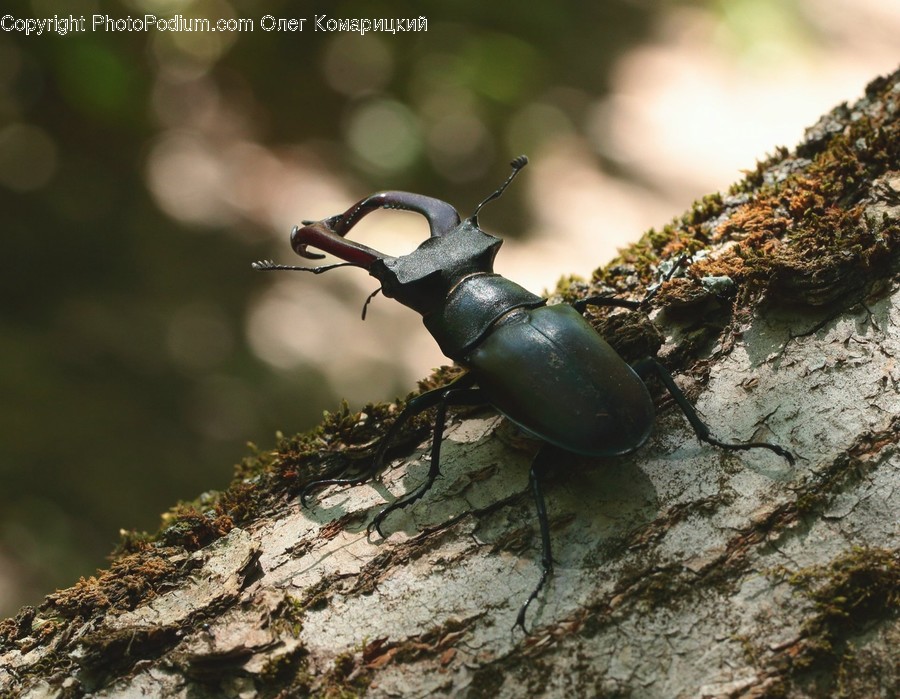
[346,99,422,174]
[457,34,541,104]
[57,41,134,118]
[145,131,233,226]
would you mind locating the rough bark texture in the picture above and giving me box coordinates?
[3,69,899,699]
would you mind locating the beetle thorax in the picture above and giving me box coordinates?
[367,220,502,315]
[366,220,544,361]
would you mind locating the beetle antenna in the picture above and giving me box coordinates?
[251,260,357,274]
[471,155,528,223]
[361,287,382,320]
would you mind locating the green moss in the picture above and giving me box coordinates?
[43,548,180,620]
[268,398,428,495]
[315,649,372,699]
[295,576,334,613]
[157,502,234,550]
[685,192,725,226]
[576,70,900,319]
[0,607,38,650]
[416,363,466,393]
[100,393,429,571]
[272,594,306,638]
[0,384,444,689]
[791,546,899,646]
[232,440,281,482]
[729,147,790,194]
[468,663,506,697]
[779,547,900,695]
[259,645,310,689]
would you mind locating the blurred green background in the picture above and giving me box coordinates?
[1,0,896,615]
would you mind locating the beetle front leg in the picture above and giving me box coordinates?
[573,254,688,314]
[632,358,795,465]
[300,373,478,507]
[369,384,486,537]
[572,295,641,314]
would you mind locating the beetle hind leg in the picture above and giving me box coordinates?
[633,358,795,465]
[515,445,556,634]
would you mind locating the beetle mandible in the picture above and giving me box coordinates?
[252,156,794,631]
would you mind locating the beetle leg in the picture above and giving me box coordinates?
[632,358,795,465]
[572,295,641,314]
[369,385,486,537]
[640,254,687,306]
[573,255,689,313]
[515,445,556,634]
[299,373,477,507]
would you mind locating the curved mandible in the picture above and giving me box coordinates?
[290,220,387,268]
[331,191,461,238]
[291,191,461,263]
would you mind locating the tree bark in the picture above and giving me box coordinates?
[3,68,899,699]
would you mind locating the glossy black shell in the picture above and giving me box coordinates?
[367,218,654,456]
[463,303,654,456]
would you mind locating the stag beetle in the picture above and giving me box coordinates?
[253,156,794,631]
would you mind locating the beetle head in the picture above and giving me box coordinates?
[254,156,529,318]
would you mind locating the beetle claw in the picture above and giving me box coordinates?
[299,484,318,508]
[367,517,387,539]
[513,607,532,636]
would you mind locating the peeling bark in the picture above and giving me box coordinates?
[3,69,900,699]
